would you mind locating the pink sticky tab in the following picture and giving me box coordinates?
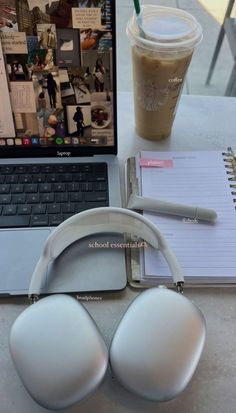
[139,158,173,168]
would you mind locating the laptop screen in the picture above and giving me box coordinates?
[0,0,117,158]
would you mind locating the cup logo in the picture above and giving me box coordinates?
[136,80,169,111]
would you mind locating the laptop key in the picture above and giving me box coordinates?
[54,165,67,173]
[74,202,108,213]
[17,205,31,215]
[95,175,106,182]
[0,162,109,228]
[19,174,32,184]
[84,192,108,202]
[48,204,61,213]
[31,215,49,227]
[33,174,46,183]
[94,163,107,172]
[24,184,38,193]
[53,183,66,192]
[67,182,80,192]
[55,193,69,202]
[32,204,47,214]
[0,184,10,194]
[69,165,80,173]
[49,214,64,226]
[41,193,54,203]
[1,166,14,174]
[41,165,53,173]
[27,193,40,203]
[0,215,30,228]
[0,194,11,204]
[95,182,107,191]
[11,184,24,193]
[61,203,75,214]
[60,173,72,182]
[2,205,17,215]
[12,194,26,204]
[80,182,93,192]
[5,175,19,184]
[74,173,87,182]
[88,174,106,182]
[15,166,28,174]
[39,183,52,193]
[80,164,93,172]
[30,166,41,174]
[63,213,75,221]
[69,192,83,202]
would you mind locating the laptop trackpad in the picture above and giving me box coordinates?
[0,229,50,295]
[0,231,127,295]
[46,234,127,293]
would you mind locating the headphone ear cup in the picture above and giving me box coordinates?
[110,287,206,401]
[9,294,108,410]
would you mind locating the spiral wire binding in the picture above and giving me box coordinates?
[222,147,236,206]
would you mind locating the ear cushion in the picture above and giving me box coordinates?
[110,288,206,401]
[9,295,108,410]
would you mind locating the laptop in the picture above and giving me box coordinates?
[0,0,127,296]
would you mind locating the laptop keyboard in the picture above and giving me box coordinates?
[0,163,109,228]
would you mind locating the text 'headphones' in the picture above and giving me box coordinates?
[9,207,206,410]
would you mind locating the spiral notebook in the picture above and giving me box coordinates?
[127,148,236,286]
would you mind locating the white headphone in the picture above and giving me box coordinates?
[9,207,206,410]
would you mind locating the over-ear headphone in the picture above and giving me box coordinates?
[9,207,206,410]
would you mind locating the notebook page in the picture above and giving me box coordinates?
[139,151,236,280]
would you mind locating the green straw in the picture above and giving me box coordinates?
[133,0,140,15]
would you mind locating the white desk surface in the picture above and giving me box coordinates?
[1,92,236,413]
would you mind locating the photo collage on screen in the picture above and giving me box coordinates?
[0,0,114,148]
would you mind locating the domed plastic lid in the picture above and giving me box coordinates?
[127,5,203,52]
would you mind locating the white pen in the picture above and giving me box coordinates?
[127,193,217,222]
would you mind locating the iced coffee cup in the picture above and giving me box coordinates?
[127,5,203,140]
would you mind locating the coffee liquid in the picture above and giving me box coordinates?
[132,46,193,139]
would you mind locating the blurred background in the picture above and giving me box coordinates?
[116,0,236,96]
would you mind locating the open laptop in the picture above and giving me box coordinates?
[0,0,127,296]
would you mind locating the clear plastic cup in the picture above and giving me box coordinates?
[127,5,203,140]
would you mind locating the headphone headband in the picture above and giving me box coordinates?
[28,207,184,298]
